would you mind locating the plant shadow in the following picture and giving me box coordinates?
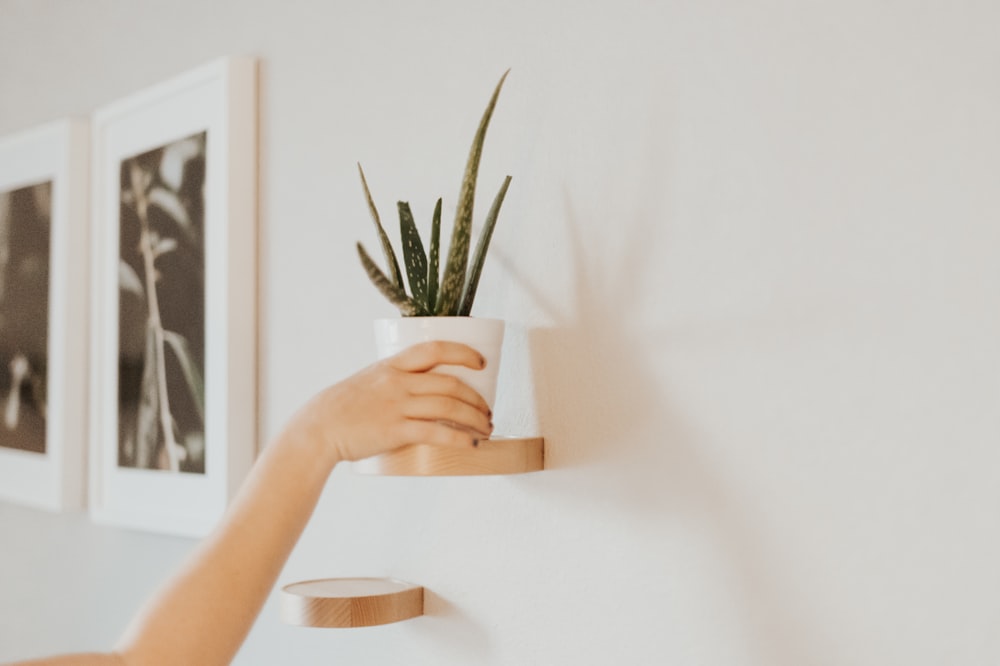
[513,129,826,665]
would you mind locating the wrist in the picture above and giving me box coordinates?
[270,413,343,475]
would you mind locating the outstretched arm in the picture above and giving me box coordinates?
[8,342,492,666]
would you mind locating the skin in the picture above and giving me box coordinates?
[7,341,492,666]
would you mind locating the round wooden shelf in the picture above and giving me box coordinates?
[281,577,423,628]
[352,436,544,476]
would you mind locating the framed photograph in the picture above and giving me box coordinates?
[90,58,257,537]
[0,120,89,512]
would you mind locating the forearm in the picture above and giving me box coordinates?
[6,655,125,666]
[7,342,490,666]
[115,424,340,666]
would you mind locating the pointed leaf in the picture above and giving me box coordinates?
[119,260,144,297]
[184,431,205,467]
[358,163,404,290]
[168,415,188,461]
[159,135,203,191]
[357,243,421,315]
[438,69,510,315]
[136,323,160,469]
[163,330,205,422]
[397,201,428,305]
[459,176,511,315]
[150,235,178,259]
[148,186,197,244]
[426,198,442,314]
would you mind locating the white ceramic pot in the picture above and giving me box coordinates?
[374,317,505,408]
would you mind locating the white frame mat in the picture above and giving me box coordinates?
[0,119,89,512]
[89,57,257,537]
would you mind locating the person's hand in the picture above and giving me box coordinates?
[282,341,494,463]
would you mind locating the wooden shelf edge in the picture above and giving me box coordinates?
[280,577,423,628]
[352,436,545,476]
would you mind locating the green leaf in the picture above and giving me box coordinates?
[358,163,405,290]
[427,198,442,314]
[357,243,421,315]
[459,176,511,316]
[397,201,428,306]
[163,330,205,423]
[438,69,510,316]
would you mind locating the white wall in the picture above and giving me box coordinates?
[2,0,1000,663]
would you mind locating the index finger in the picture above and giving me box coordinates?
[388,340,487,373]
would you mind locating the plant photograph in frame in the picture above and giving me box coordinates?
[117,131,206,475]
[90,58,257,537]
[0,179,51,454]
[0,120,88,512]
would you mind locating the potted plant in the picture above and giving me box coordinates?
[356,71,511,408]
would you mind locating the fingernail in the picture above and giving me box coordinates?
[487,409,493,419]
[479,355,487,368]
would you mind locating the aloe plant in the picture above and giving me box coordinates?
[357,70,512,316]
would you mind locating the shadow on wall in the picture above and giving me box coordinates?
[526,192,662,485]
[416,589,493,660]
[520,184,827,665]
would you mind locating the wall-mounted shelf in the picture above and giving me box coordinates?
[353,436,544,476]
[283,441,543,630]
[281,577,423,628]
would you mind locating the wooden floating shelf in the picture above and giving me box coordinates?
[353,436,544,476]
[281,577,423,628]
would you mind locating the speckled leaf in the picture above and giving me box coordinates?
[438,70,510,316]
[426,198,442,313]
[357,243,420,316]
[459,176,511,316]
[358,163,404,290]
[397,201,428,307]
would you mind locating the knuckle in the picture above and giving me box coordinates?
[424,340,449,357]
[390,419,413,441]
[440,397,463,417]
[372,372,395,394]
[445,427,473,448]
[443,374,464,392]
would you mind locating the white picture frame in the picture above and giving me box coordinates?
[90,57,257,537]
[0,120,89,512]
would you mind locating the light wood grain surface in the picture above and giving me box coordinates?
[352,436,545,476]
[281,578,424,628]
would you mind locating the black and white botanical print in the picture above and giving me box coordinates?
[0,180,51,455]
[117,131,206,474]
